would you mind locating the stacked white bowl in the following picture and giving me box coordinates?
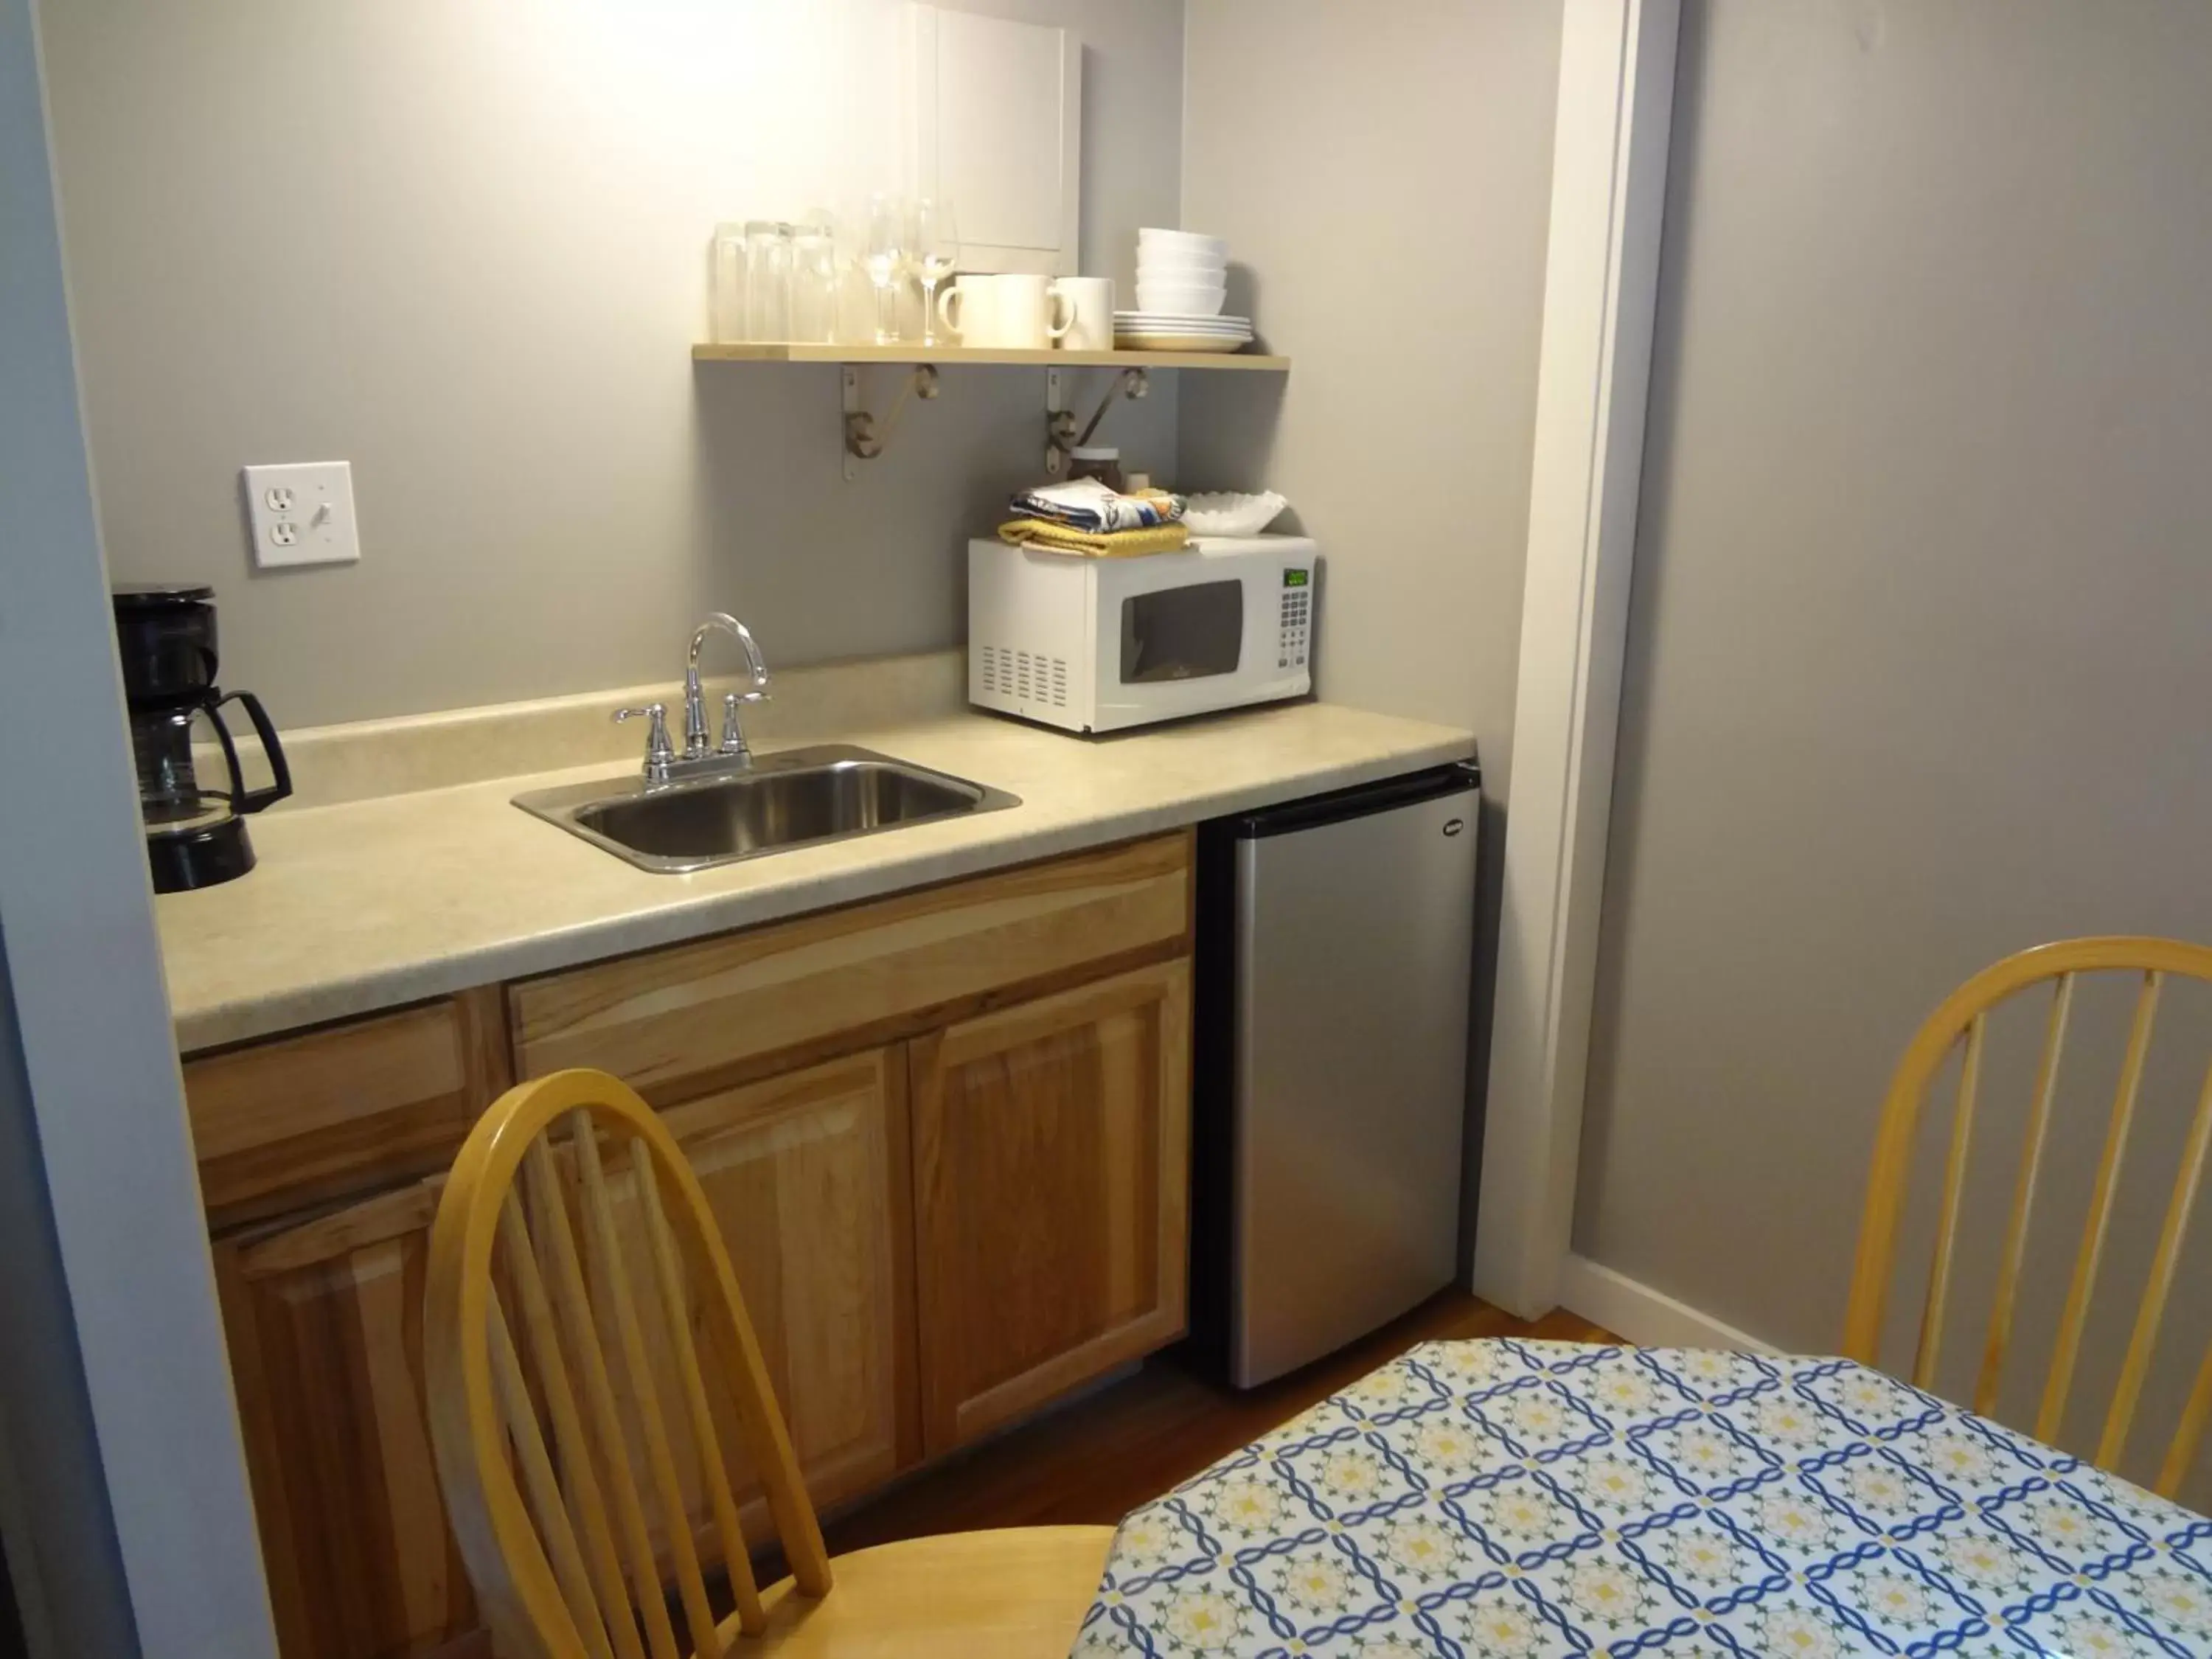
[1135,228,1228,318]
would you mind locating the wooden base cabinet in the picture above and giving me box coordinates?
[909,958,1192,1454]
[189,835,1194,1659]
[212,1048,920,1659]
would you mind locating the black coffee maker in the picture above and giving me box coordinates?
[113,583,293,892]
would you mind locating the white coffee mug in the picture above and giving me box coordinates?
[940,274,1072,349]
[1055,277,1115,350]
[936,276,995,344]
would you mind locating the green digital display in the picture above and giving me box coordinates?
[1284,569,1310,588]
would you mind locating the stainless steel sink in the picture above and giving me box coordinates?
[512,744,1020,874]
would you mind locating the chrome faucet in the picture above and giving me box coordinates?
[613,613,772,785]
[686,613,771,761]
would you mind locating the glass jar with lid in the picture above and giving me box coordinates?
[1067,446,1124,491]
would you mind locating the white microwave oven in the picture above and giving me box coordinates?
[968,534,1317,734]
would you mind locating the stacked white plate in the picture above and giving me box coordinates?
[1114,310,1254,353]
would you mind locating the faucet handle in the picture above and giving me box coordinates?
[613,702,674,783]
[717,690,768,757]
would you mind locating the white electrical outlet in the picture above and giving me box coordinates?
[242,461,359,569]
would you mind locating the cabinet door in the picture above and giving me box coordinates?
[653,1046,919,1535]
[214,1179,476,1659]
[909,958,1191,1453]
[909,6,1081,276]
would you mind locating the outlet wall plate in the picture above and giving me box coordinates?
[242,461,359,569]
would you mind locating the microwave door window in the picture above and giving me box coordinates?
[1120,581,1244,684]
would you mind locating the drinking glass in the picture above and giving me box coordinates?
[911,198,959,347]
[863,194,908,345]
[790,220,839,344]
[711,222,748,344]
[742,220,791,343]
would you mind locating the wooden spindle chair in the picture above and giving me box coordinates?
[424,1068,1115,1658]
[1845,936,2212,1498]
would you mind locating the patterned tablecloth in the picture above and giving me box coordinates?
[1072,1340,2212,1658]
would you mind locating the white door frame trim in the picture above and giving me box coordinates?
[1,1,279,1649]
[1472,0,1680,1318]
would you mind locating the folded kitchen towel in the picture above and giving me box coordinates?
[997,518,1192,558]
[1009,476,1186,534]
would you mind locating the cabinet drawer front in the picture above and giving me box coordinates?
[187,989,509,1224]
[512,832,1191,1098]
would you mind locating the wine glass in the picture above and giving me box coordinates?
[863,194,908,345]
[911,198,960,347]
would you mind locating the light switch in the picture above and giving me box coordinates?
[243,461,359,569]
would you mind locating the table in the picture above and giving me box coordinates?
[1073,1340,2212,1658]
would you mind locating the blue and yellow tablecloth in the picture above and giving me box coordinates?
[1074,1339,2211,1658]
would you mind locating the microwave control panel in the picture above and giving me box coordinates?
[1276,568,1312,670]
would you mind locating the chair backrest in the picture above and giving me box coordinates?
[1846,936,2212,1499]
[425,1068,834,1659]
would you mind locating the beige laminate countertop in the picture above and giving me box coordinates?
[159,700,1475,1054]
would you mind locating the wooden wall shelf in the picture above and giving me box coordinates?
[694,342,1289,372]
[694,343,1285,477]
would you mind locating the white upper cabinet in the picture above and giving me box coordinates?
[907,5,1081,276]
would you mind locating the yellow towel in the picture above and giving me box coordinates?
[997,518,1192,558]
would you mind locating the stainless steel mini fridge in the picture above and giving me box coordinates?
[1190,761,1481,1388]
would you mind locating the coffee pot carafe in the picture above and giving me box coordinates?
[112,583,292,892]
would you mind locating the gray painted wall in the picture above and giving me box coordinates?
[1178,0,1563,1274]
[1579,0,2212,1504]
[39,0,1182,728]
[1177,0,1560,790]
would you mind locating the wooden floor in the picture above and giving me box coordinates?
[821,1290,1616,1554]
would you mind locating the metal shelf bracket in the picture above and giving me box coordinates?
[836,360,1147,481]
[841,363,941,480]
[1044,366,1148,476]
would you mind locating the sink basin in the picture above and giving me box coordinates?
[513,744,1020,874]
